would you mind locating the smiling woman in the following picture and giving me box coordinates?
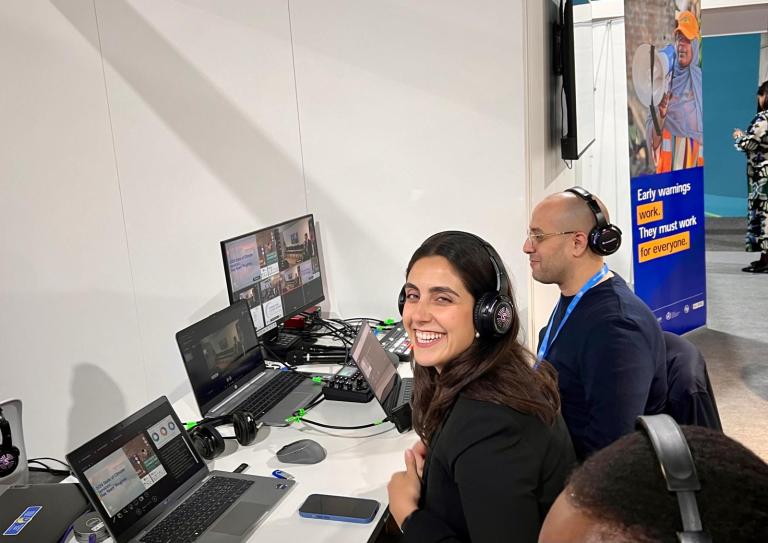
[386,231,576,543]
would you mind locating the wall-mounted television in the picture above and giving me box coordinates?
[554,0,595,160]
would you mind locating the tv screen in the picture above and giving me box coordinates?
[560,0,595,160]
[220,214,324,336]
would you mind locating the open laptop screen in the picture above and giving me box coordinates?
[350,323,398,404]
[67,397,205,542]
[176,301,265,416]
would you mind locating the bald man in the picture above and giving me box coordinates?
[524,189,666,460]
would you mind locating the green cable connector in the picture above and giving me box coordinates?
[184,421,198,431]
[311,376,324,383]
[377,318,397,332]
[285,408,306,424]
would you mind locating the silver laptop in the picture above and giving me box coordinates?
[67,397,295,543]
[176,301,321,426]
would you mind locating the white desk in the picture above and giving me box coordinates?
[71,364,415,543]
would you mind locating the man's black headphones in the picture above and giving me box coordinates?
[0,408,20,478]
[398,231,515,338]
[636,414,711,543]
[188,411,260,461]
[566,186,622,256]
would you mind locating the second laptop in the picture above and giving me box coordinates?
[176,301,322,425]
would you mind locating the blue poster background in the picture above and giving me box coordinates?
[630,167,706,334]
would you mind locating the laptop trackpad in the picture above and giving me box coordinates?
[210,502,269,536]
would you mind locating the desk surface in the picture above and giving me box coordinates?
[69,364,415,543]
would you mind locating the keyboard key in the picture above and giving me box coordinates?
[237,372,305,419]
[140,477,253,543]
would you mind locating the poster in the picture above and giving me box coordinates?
[624,0,706,333]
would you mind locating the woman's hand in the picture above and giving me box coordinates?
[733,128,744,140]
[410,439,427,479]
[387,449,421,529]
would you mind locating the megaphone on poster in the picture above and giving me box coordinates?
[631,43,676,107]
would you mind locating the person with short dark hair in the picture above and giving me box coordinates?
[538,425,768,542]
[733,80,768,273]
[387,231,575,543]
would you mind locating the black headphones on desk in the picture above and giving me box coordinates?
[636,415,711,543]
[398,231,514,338]
[0,408,20,478]
[566,187,622,256]
[187,411,260,461]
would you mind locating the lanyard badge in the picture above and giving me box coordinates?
[535,264,609,366]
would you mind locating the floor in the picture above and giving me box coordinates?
[690,217,768,460]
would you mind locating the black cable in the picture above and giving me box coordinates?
[262,343,320,377]
[27,460,71,476]
[297,417,391,430]
[303,396,326,412]
[28,456,70,469]
[287,396,389,429]
[343,317,386,326]
[303,318,351,363]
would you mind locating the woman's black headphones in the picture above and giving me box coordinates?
[566,187,622,256]
[636,415,711,543]
[0,408,20,478]
[188,411,260,461]
[398,231,515,338]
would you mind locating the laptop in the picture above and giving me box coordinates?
[67,397,295,543]
[0,483,89,541]
[350,323,413,432]
[176,301,321,426]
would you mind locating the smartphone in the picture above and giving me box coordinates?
[298,494,380,523]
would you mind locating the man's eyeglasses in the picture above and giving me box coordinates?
[526,231,577,245]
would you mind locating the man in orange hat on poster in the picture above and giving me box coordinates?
[646,10,704,173]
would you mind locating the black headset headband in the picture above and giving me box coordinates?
[636,415,711,543]
[566,186,608,228]
[0,408,11,447]
[402,230,514,337]
[421,230,509,295]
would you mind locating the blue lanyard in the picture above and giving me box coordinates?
[536,264,609,364]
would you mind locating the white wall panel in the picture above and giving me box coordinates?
[290,0,530,328]
[0,1,144,458]
[91,0,306,405]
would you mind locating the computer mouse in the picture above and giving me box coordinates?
[276,439,327,464]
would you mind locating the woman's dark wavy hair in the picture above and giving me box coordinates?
[406,231,561,444]
[567,426,768,542]
[757,80,768,113]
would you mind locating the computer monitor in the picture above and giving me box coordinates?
[220,214,324,345]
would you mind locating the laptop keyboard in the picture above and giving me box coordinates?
[238,371,306,419]
[140,476,253,543]
[401,378,413,403]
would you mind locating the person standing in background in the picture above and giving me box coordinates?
[733,81,768,273]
